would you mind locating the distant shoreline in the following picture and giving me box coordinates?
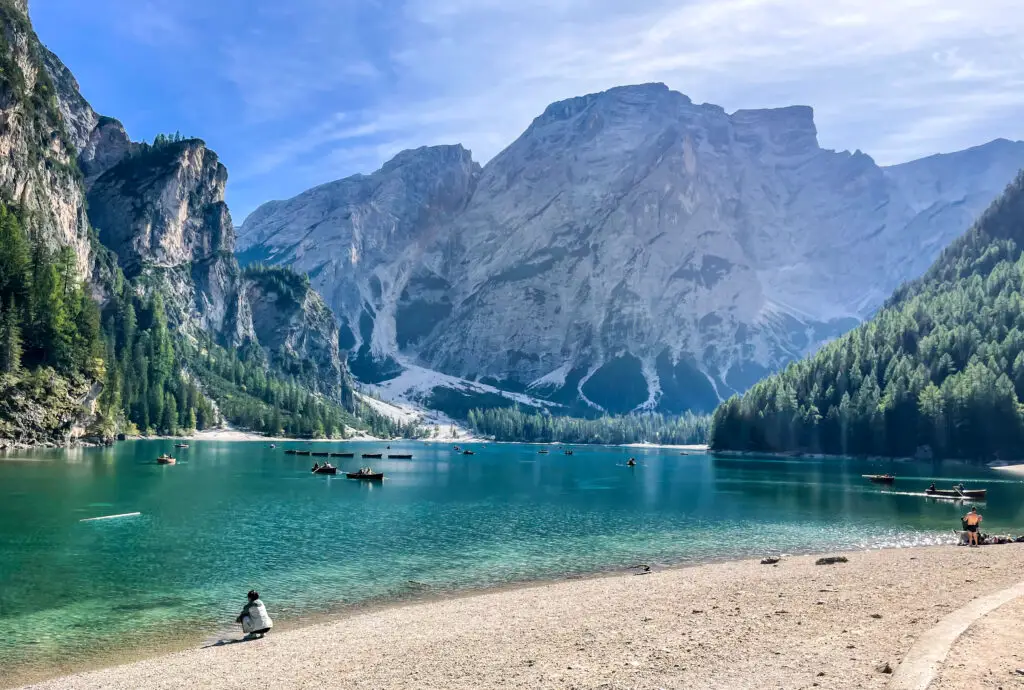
[2,433,709,451]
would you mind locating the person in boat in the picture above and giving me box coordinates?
[928,483,936,492]
[963,507,983,546]
[627,458,637,467]
[236,590,273,639]
[312,462,320,472]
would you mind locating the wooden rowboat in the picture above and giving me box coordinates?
[312,466,337,475]
[157,455,176,465]
[926,488,987,500]
[295,450,312,456]
[362,453,383,459]
[346,472,384,481]
[284,449,298,455]
[388,454,413,459]
[330,452,354,458]
[863,474,895,484]
[312,452,330,457]
[462,450,475,456]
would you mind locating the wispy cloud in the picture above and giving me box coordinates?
[212,0,1024,214]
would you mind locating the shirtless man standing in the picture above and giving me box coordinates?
[963,507,983,546]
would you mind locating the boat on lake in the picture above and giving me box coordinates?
[538,449,549,454]
[564,450,574,456]
[627,458,637,467]
[311,463,337,475]
[295,450,312,456]
[462,450,475,456]
[312,452,330,457]
[362,453,383,459]
[174,443,189,449]
[331,452,354,458]
[926,487,987,500]
[347,467,384,481]
[388,454,413,459]
[284,449,297,455]
[863,474,895,484]
[157,455,176,465]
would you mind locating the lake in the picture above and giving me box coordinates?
[2,440,1022,684]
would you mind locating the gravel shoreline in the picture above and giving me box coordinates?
[11,544,1024,690]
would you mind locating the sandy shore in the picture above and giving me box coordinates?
[15,544,1024,690]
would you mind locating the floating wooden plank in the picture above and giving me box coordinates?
[80,512,141,522]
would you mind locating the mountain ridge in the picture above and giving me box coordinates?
[238,83,1024,416]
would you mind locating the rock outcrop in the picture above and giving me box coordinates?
[239,83,1024,414]
[243,267,352,403]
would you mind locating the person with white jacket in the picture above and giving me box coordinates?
[236,590,273,638]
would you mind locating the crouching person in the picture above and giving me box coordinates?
[236,590,273,638]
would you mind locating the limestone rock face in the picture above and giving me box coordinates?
[237,144,480,380]
[0,8,91,277]
[85,139,255,344]
[239,83,1024,414]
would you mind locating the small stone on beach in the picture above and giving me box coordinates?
[816,556,849,566]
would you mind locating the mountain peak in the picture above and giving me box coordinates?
[534,83,690,125]
[730,105,818,152]
[380,144,476,174]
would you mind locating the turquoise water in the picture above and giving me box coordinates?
[2,441,1023,682]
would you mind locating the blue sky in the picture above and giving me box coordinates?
[30,0,1024,222]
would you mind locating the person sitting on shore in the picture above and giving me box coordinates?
[963,507,983,546]
[236,590,273,639]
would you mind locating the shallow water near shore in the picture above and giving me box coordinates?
[2,440,1022,684]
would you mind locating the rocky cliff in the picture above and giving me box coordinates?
[239,83,1024,415]
[0,2,359,444]
[86,139,256,344]
[0,0,90,277]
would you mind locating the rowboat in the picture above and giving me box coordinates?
[388,454,413,459]
[462,450,475,456]
[174,443,189,449]
[312,452,330,457]
[296,450,312,456]
[157,455,176,465]
[312,465,337,475]
[362,453,383,459]
[926,487,987,500]
[347,471,384,481]
[330,452,354,458]
[538,449,549,455]
[863,474,895,484]
[284,450,298,455]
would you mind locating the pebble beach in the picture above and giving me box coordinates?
[14,544,1024,690]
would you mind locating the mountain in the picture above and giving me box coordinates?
[0,1,381,445]
[238,83,1024,416]
[710,171,1024,460]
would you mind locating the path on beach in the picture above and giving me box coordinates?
[15,545,1024,690]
